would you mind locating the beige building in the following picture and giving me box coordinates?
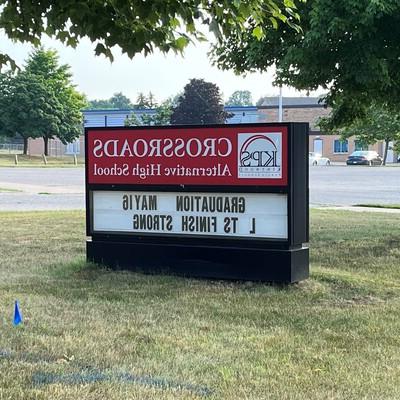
[27,136,84,158]
[257,99,330,131]
[308,134,384,163]
[258,97,392,162]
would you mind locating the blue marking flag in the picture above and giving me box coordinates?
[13,301,22,326]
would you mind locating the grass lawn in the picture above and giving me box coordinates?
[0,187,22,193]
[354,204,400,210]
[0,154,84,167]
[0,210,399,399]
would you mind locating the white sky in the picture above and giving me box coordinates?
[1,32,323,104]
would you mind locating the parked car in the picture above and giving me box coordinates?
[346,151,383,166]
[309,152,331,166]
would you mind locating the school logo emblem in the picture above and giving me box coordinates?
[238,133,282,179]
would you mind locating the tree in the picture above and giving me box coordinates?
[87,99,114,109]
[0,48,86,155]
[142,100,173,125]
[0,72,50,154]
[329,103,400,166]
[134,92,158,109]
[212,0,400,128]
[171,79,230,125]
[0,1,302,70]
[109,92,133,109]
[88,92,133,109]
[26,49,86,155]
[147,92,157,109]
[226,90,253,106]
[125,99,173,126]
[135,93,148,109]
[124,113,142,127]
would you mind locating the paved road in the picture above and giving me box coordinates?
[0,166,399,211]
[0,168,85,210]
[309,165,400,206]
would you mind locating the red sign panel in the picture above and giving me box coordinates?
[87,125,288,186]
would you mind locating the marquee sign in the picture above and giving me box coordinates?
[92,191,288,239]
[85,123,309,283]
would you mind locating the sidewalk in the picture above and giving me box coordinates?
[312,205,400,213]
[0,182,83,194]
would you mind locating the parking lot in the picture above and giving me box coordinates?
[0,165,399,211]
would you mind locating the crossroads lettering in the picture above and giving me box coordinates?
[238,133,282,179]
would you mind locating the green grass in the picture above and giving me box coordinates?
[354,203,400,210]
[0,210,399,399]
[0,187,22,192]
[0,149,21,155]
[0,154,84,167]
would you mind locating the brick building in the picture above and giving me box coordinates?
[258,97,393,162]
[25,99,397,162]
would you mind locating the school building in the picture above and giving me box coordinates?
[257,97,394,162]
[25,100,397,162]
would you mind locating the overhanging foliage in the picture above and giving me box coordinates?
[0,0,303,70]
[212,0,400,128]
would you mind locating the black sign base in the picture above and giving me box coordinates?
[87,240,309,283]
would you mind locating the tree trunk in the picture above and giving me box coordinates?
[23,137,28,155]
[43,137,49,157]
[382,138,390,166]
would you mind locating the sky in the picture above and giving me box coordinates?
[1,32,323,104]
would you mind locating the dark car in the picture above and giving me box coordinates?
[346,151,383,166]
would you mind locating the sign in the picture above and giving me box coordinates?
[87,125,288,185]
[85,123,309,283]
[92,191,288,239]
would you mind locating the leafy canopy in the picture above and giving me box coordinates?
[225,90,254,107]
[0,48,86,154]
[25,49,86,144]
[134,92,158,109]
[88,93,133,110]
[212,0,400,128]
[88,99,115,110]
[328,103,400,165]
[125,99,173,126]
[108,93,134,109]
[0,72,56,142]
[170,79,230,125]
[0,0,303,70]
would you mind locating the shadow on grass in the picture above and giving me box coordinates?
[0,348,212,396]
[32,371,212,397]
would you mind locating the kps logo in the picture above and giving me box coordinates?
[238,133,282,179]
